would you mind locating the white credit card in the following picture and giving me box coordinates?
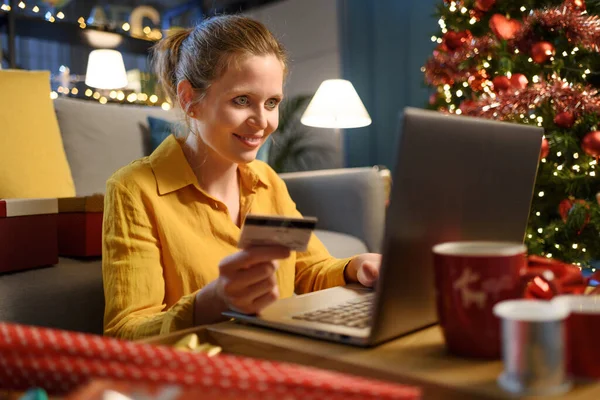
[238,214,318,252]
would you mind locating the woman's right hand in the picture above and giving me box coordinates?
[216,246,291,315]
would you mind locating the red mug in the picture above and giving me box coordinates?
[553,295,600,379]
[432,241,528,359]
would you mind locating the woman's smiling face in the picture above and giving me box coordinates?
[192,54,284,165]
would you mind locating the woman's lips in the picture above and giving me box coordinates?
[233,133,263,148]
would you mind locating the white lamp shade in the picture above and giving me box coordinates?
[85,49,128,89]
[300,79,372,129]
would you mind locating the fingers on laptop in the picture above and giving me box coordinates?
[226,277,279,315]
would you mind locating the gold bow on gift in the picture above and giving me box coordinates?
[172,334,222,357]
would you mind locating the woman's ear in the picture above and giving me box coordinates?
[177,80,197,117]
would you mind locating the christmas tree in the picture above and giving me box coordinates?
[423,0,600,274]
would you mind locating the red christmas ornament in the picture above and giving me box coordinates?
[581,131,600,157]
[559,199,573,222]
[553,112,576,128]
[443,30,473,51]
[475,0,496,12]
[492,76,512,93]
[540,138,550,159]
[558,199,590,232]
[564,0,586,11]
[531,41,555,64]
[510,73,529,90]
[489,14,522,41]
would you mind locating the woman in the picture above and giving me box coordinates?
[102,15,381,340]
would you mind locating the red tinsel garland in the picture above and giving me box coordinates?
[460,78,600,120]
[424,35,496,86]
[424,2,600,86]
[512,5,600,53]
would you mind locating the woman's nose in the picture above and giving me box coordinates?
[247,107,268,129]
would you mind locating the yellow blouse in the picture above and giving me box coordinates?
[102,135,352,340]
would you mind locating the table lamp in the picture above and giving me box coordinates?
[300,79,371,167]
[300,79,371,129]
[85,49,128,90]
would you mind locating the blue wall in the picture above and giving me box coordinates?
[338,0,438,168]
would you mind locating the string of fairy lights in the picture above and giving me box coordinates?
[0,1,161,38]
[2,1,172,110]
[425,1,600,270]
[49,88,172,110]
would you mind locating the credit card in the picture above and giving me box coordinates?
[238,214,318,252]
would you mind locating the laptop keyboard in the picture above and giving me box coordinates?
[291,293,375,329]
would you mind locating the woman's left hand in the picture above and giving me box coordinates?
[344,253,382,287]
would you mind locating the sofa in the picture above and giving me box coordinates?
[0,74,387,336]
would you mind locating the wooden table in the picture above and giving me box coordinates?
[143,321,600,400]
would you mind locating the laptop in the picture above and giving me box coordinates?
[223,107,543,347]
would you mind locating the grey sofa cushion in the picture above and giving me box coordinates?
[54,98,182,196]
[0,257,104,335]
[315,229,368,258]
[281,168,386,253]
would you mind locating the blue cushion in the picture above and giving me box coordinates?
[147,116,181,152]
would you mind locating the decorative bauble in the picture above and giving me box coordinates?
[531,41,555,64]
[489,14,522,41]
[559,199,573,222]
[559,199,590,233]
[443,30,473,51]
[510,73,528,90]
[540,138,550,159]
[564,0,586,11]
[596,192,600,206]
[492,76,511,93]
[553,112,575,129]
[581,131,600,157]
[475,0,496,11]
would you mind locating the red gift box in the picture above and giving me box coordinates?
[0,323,420,399]
[58,195,103,257]
[0,198,58,274]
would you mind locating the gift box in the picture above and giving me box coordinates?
[57,194,103,257]
[0,198,58,274]
[0,322,421,400]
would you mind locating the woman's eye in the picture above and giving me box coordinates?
[266,99,279,109]
[233,96,249,106]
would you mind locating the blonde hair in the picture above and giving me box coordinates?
[152,15,288,112]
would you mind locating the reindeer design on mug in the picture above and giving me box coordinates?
[452,267,515,309]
